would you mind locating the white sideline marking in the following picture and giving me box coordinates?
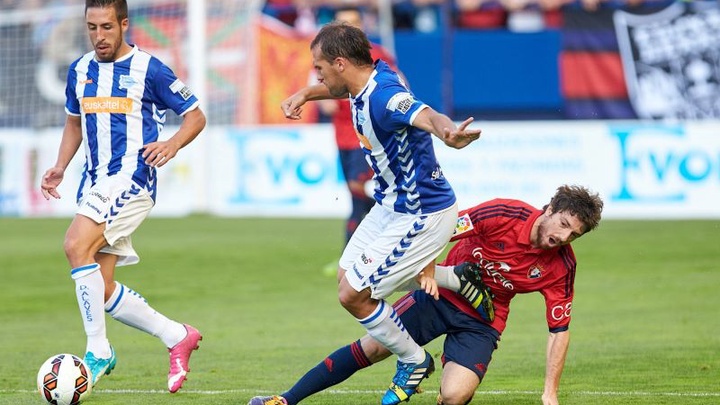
[5,389,720,397]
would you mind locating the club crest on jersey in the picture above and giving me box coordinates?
[528,265,543,279]
[386,92,414,114]
[453,213,473,237]
[118,75,137,90]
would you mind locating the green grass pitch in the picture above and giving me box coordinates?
[0,216,718,404]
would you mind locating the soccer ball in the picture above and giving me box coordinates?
[37,354,92,405]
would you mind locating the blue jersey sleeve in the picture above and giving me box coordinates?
[370,84,427,133]
[65,62,80,115]
[149,60,199,116]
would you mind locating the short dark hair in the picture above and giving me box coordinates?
[310,21,373,66]
[334,6,364,15]
[85,0,128,22]
[547,185,603,233]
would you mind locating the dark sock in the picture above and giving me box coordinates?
[282,340,372,405]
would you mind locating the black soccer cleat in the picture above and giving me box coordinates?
[454,262,495,322]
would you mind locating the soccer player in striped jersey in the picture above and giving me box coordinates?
[248,185,604,405]
[40,0,206,393]
[280,21,483,405]
[318,7,399,274]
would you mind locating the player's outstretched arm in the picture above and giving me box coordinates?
[41,115,83,200]
[412,108,481,149]
[542,330,570,405]
[281,84,337,120]
[143,107,206,168]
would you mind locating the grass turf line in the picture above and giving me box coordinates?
[0,217,718,404]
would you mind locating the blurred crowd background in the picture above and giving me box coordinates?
[0,0,718,128]
[1,0,719,219]
[262,0,673,32]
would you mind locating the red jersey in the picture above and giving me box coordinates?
[332,45,397,150]
[438,199,577,335]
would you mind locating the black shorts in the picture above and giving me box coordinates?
[393,290,499,380]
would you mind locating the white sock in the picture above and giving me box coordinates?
[434,265,461,291]
[104,282,187,348]
[71,263,111,358]
[396,265,461,292]
[357,300,425,364]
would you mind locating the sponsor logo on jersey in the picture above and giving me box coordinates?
[79,78,93,85]
[528,265,543,279]
[473,247,514,290]
[357,132,372,149]
[118,75,137,90]
[81,97,133,114]
[551,302,572,321]
[169,78,193,100]
[386,92,415,114]
[453,213,473,236]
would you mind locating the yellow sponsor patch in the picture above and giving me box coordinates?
[81,97,133,114]
[357,132,372,150]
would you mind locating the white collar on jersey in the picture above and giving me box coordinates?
[95,44,138,63]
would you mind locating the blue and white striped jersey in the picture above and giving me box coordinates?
[65,45,199,201]
[351,60,455,215]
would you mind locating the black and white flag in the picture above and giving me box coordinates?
[614,2,720,119]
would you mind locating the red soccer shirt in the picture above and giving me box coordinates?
[332,45,397,150]
[438,199,577,335]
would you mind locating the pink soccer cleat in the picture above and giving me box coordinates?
[167,324,202,393]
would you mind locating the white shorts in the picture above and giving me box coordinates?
[77,175,154,267]
[340,202,458,300]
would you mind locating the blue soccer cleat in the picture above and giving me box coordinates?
[382,350,435,405]
[84,345,117,386]
[454,262,495,322]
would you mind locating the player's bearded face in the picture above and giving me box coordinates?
[86,7,128,62]
[312,48,349,97]
[534,210,584,249]
[325,78,349,97]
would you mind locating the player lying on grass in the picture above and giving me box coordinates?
[249,185,603,405]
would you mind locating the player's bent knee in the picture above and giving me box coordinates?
[337,289,366,316]
[438,389,474,405]
[337,278,366,307]
[63,236,91,264]
[63,232,107,266]
[438,396,473,405]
